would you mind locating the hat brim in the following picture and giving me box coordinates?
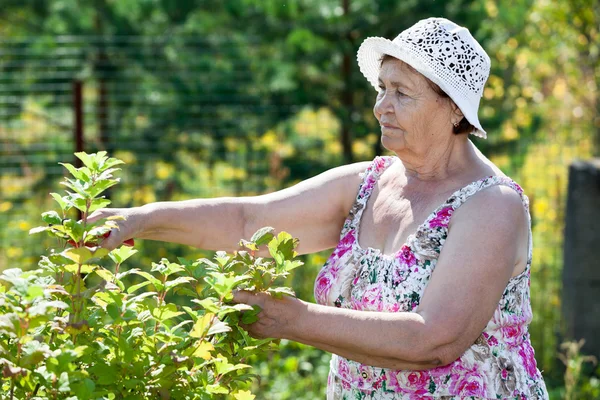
[357,37,487,139]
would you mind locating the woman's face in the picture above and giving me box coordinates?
[373,58,456,155]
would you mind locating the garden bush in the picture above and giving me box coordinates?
[0,152,303,399]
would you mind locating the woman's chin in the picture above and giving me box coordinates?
[381,132,406,152]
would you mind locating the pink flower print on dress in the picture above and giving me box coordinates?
[396,245,417,267]
[519,341,539,378]
[384,302,401,312]
[501,316,526,347]
[397,371,431,396]
[360,174,377,196]
[513,182,524,194]
[449,370,487,397]
[429,206,454,228]
[314,273,333,305]
[372,156,388,173]
[385,370,404,393]
[337,358,351,381]
[361,285,383,311]
[332,229,356,259]
[357,365,376,389]
[483,332,499,347]
[327,229,356,260]
[392,261,409,285]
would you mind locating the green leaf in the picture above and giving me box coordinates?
[94,268,114,282]
[192,298,220,313]
[130,270,163,291]
[127,281,151,294]
[207,319,231,335]
[63,264,96,274]
[267,286,296,298]
[206,383,229,394]
[215,358,251,376]
[88,362,117,385]
[151,259,185,277]
[204,272,236,300]
[60,178,89,199]
[87,198,112,214]
[42,211,62,225]
[63,219,85,242]
[109,246,138,264]
[61,247,109,264]
[102,157,125,170]
[50,192,71,212]
[75,151,105,170]
[234,390,256,400]
[25,285,44,301]
[241,305,262,324]
[152,303,183,322]
[21,340,51,367]
[107,303,121,320]
[189,313,214,338]
[88,179,120,199]
[284,259,304,272]
[72,378,95,399]
[250,226,275,246]
[267,231,298,271]
[59,163,91,182]
[214,251,230,267]
[188,341,213,360]
[29,226,49,235]
[182,306,198,321]
[239,239,258,251]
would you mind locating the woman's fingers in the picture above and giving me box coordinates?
[86,208,137,250]
[87,208,111,224]
[232,290,256,305]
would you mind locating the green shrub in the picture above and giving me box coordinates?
[0,152,303,399]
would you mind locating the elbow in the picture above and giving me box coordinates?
[402,344,461,370]
[428,345,464,368]
[401,330,465,369]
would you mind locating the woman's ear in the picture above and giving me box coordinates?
[451,102,464,125]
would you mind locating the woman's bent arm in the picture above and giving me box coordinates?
[235,185,528,370]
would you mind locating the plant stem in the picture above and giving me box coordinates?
[30,383,40,398]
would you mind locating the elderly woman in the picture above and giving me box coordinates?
[94,18,549,399]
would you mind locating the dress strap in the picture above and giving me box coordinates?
[340,156,395,238]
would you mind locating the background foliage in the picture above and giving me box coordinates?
[1,0,598,398]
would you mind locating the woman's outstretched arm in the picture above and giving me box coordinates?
[89,162,370,253]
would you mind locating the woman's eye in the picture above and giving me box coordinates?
[397,90,406,97]
[378,86,386,92]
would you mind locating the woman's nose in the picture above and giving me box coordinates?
[373,91,393,118]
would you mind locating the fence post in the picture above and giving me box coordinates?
[562,159,600,358]
[73,80,84,167]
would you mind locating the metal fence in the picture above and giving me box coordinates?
[0,36,312,265]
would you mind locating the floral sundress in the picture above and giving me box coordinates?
[314,156,549,399]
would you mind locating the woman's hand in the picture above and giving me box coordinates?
[87,207,146,250]
[232,291,305,340]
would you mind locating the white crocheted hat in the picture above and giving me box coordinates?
[357,17,491,138]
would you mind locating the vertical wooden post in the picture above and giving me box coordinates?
[562,159,600,359]
[73,80,84,167]
[73,80,84,220]
[340,0,354,164]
